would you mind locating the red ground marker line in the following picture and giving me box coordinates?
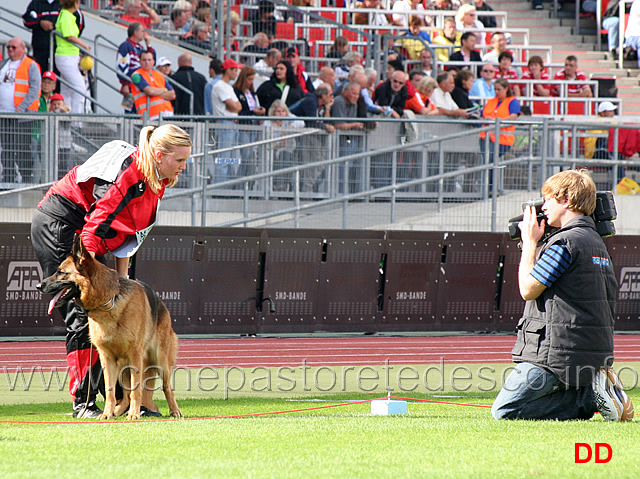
[1,335,639,370]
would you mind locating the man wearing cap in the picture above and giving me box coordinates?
[172,53,206,115]
[0,37,41,184]
[116,22,155,113]
[598,101,617,118]
[285,47,314,94]
[156,57,172,76]
[210,58,243,183]
[584,101,619,166]
[130,50,174,120]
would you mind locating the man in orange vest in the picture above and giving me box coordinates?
[130,50,175,120]
[0,37,41,184]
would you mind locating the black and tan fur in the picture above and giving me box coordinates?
[39,236,182,420]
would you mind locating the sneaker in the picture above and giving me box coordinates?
[592,367,633,421]
[72,403,103,419]
[605,367,634,421]
[140,406,162,418]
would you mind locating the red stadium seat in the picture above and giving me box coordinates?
[276,22,295,40]
[308,27,325,45]
[567,101,586,116]
[532,100,551,115]
[320,11,337,22]
[343,30,358,43]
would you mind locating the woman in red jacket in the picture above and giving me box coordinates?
[31,123,192,418]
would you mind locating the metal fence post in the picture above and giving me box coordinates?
[540,117,549,185]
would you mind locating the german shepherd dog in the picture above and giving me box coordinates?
[38,235,182,420]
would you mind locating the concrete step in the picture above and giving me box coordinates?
[582,68,633,78]
[616,77,640,87]
[508,16,565,27]
[491,0,538,12]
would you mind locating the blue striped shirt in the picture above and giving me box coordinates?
[531,243,572,287]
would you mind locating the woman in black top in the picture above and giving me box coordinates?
[256,60,304,111]
[234,65,266,124]
[451,69,477,110]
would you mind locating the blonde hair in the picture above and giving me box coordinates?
[455,4,476,23]
[417,75,438,95]
[541,169,597,216]
[137,124,192,193]
[268,99,290,117]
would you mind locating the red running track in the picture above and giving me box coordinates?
[1,335,639,372]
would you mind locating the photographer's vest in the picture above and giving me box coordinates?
[479,96,516,146]
[131,68,173,119]
[511,216,617,387]
[14,57,40,112]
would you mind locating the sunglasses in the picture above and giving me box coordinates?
[482,69,495,73]
[392,80,405,85]
[7,45,18,50]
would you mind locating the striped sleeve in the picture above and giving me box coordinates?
[530,243,572,287]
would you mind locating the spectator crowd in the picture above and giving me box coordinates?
[0,0,626,186]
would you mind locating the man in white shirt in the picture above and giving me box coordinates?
[431,71,470,118]
[253,48,281,89]
[481,31,507,65]
[210,58,243,183]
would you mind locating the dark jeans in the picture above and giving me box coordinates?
[492,363,596,420]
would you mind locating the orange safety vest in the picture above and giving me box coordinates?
[479,96,517,146]
[131,68,173,118]
[14,57,40,112]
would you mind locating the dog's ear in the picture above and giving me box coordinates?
[71,234,92,268]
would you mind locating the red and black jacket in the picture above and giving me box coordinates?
[37,150,167,256]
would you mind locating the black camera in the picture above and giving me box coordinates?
[508,191,617,241]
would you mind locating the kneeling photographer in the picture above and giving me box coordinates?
[492,169,633,421]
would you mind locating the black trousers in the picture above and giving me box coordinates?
[31,210,104,405]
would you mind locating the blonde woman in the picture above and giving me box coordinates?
[55,0,90,117]
[455,3,485,45]
[265,99,304,191]
[405,75,439,115]
[31,124,192,418]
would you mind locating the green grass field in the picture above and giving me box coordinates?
[1,363,639,478]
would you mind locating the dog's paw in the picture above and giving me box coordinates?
[170,410,183,418]
[126,412,141,420]
[97,413,114,420]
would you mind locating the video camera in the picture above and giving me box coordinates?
[508,191,617,241]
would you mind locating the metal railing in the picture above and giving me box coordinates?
[2,113,638,233]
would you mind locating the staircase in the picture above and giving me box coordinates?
[492,0,640,116]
